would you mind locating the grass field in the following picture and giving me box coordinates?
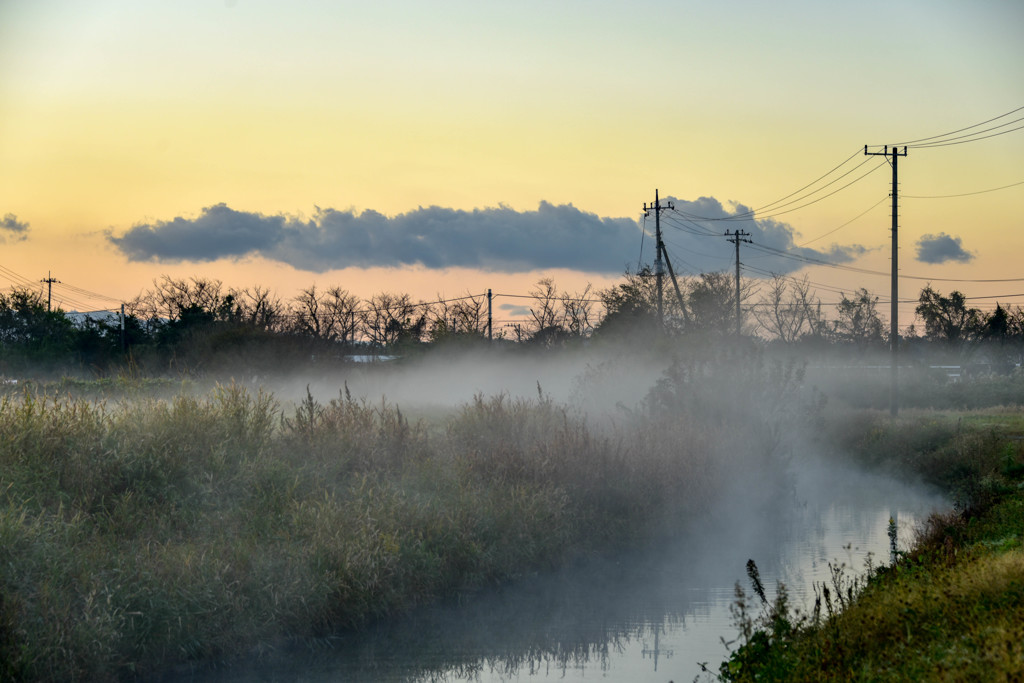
[0,374,751,681]
[3,358,1021,682]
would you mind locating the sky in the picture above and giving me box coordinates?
[1,0,1022,331]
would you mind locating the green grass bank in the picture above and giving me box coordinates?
[718,408,1024,682]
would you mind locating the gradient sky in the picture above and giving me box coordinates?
[1,0,1022,330]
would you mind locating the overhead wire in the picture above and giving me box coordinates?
[671,147,866,222]
[870,105,1024,148]
[660,235,732,266]
[638,213,647,271]
[55,281,123,304]
[744,148,865,216]
[0,264,39,289]
[903,179,1024,199]
[671,158,888,224]
[746,239,1024,284]
[660,212,721,237]
[797,195,890,246]
[741,264,852,298]
[909,120,1024,149]
[739,160,888,220]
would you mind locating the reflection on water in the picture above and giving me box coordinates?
[174,461,943,683]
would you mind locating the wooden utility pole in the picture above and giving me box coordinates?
[864,144,907,417]
[40,271,60,311]
[487,289,493,341]
[660,245,689,327]
[643,190,673,327]
[725,230,751,337]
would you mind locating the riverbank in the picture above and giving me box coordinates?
[5,363,1016,682]
[0,361,796,682]
[718,409,1024,681]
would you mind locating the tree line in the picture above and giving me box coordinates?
[0,271,1021,376]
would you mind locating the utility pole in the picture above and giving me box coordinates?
[40,271,60,312]
[643,190,674,327]
[725,230,751,337]
[865,144,907,417]
[660,245,690,328]
[487,289,493,341]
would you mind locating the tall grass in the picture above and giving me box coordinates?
[0,372,769,681]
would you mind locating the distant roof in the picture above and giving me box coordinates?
[344,355,400,363]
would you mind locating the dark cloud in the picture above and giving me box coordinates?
[108,199,867,276]
[109,202,642,274]
[915,232,973,264]
[1,213,29,241]
[109,204,285,261]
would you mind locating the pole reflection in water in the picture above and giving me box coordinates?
[173,461,942,683]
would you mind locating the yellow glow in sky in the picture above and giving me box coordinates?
[1,0,1022,325]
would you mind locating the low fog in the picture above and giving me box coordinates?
[178,344,948,682]
[263,342,948,573]
[279,347,668,416]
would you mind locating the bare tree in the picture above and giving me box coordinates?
[324,287,360,343]
[231,286,285,331]
[290,285,361,342]
[290,285,329,340]
[561,284,596,337]
[452,293,487,335]
[360,292,425,347]
[129,276,227,321]
[429,292,488,339]
[528,278,563,336]
[428,297,456,340]
[752,274,824,343]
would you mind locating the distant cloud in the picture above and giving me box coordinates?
[915,232,973,264]
[1,213,29,241]
[499,302,532,317]
[108,199,868,276]
[659,196,871,274]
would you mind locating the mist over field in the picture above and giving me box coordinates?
[280,348,665,418]
[6,268,1022,681]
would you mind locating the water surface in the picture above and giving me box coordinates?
[178,459,942,682]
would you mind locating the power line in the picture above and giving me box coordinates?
[797,195,890,246]
[673,158,887,223]
[903,179,1024,199]
[55,281,124,304]
[674,148,868,223]
[909,121,1024,149]
[741,264,852,298]
[747,148,865,216]
[875,105,1024,147]
[0,264,38,289]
